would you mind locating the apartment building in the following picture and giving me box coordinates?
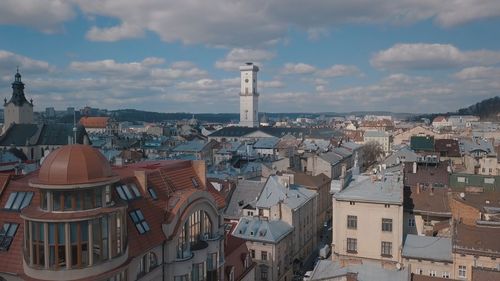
[332,172,404,263]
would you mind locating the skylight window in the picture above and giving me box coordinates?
[129,209,150,234]
[148,187,158,200]
[116,184,141,201]
[4,192,33,211]
[0,223,18,251]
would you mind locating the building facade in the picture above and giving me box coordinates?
[332,173,404,263]
[0,144,226,281]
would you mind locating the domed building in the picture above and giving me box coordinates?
[0,144,225,281]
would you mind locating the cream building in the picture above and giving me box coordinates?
[232,217,294,281]
[332,173,404,263]
[255,175,318,266]
[363,130,393,154]
[402,235,453,278]
[3,71,34,132]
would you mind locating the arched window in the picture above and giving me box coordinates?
[177,210,213,259]
[149,251,158,269]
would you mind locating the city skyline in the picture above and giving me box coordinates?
[1,1,500,113]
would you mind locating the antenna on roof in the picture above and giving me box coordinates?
[72,108,78,144]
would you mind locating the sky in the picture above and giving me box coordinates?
[0,1,500,114]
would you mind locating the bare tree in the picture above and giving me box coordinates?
[361,141,384,168]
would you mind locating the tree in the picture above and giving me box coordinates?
[361,141,384,168]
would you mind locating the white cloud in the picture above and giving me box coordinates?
[215,48,275,71]
[0,0,74,33]
[86,23,144,41]
[371,43,500,70]
[453,66,500,80]
[282,63,316,74]
[318,65,361,77]
[0,50,54,76]
[1,1,500,46]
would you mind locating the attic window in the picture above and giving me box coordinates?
[129,209,150,234]
[116,184,141,201]
[191,177,200,188]
[4,192,33,211]
[148,187,158,200]
[0,223,18,251]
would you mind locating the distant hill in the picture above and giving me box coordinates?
[110,109,239,123]
[457,96,500,120]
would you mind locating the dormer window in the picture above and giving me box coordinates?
[116,183,141,201]
[4,192,33,211]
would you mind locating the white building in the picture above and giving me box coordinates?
[239,63,259,128]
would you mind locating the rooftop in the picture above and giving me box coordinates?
[232,216,293,243]
[334,173,403,205]
[310,259,409,281]
[224,180,265,219]
[255,175,317,210]
[402,234,452,262]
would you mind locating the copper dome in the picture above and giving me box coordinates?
[33,144,118,186]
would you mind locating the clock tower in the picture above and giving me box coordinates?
[239,62,259,127]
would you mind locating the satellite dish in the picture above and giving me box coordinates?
[396,263,402,270]
[460,192,465,199]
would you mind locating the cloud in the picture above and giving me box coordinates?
[215,48,275,71]
[2,1,500,46]
[453,66,500,80]
[371,43,500,70]
[318,65,362,77]
[282,63,316,74]
[0,0,74,33]
[0,50,54,77]
[86,23,144,41]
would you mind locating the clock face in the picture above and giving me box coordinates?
[245,79,249,83]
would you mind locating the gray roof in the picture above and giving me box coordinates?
[402,234,452,262]
[383,147,418,167]
[0,123,87,146]
[173,140,207,152]
[310,259,409,281]
[224,180,265,219]
[332,147,353,158]
[341,141,361,150]
[232,216,293,243]
[256,176,317,210]
[253,137,280,149]
[334,173,403,204]
[209,126,341,139]
[319,151,343,165]
[364,130,390,138]
[459,137,495,156]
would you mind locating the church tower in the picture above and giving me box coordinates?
[239,62,259,127]
[3,70,34,131]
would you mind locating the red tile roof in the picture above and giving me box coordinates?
[79,116,110,128]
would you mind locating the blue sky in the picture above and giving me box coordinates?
[0,0,500,114]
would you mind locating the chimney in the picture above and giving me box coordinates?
[412,162,417,174]
[192,160,207,187]
[134,170,147,193]
[341,164,347,178]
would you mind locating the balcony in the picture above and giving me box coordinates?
[191,240,209,251]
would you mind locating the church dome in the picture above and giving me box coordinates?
[33,144,118,186]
